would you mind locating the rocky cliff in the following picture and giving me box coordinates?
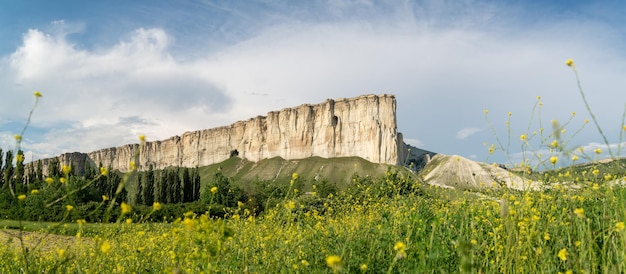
[37,94,415,174]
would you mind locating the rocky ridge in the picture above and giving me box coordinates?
[37,94,420,174]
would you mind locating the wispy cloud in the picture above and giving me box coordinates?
[403,138,425,147]
[456,128,482,140]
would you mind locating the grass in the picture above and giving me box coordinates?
[2,176,626,272]
[196,155,389,190]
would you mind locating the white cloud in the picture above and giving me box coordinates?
[456,128,482,140]
[1,26,234,158]
[403,138,425,148]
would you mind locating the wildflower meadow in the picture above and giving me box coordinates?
[1,59,626,273]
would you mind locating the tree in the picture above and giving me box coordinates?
[143,164,154,205]
[135,174,144,205]
[0,148,4,187]
[182,167,192,202]
[204,172,246,207]
[47,158,61,178]
[171,169,181,203]
[36,160,43,182]
[192,168,201,201]
[84,162,96,180]
[15,150,25,188]
[26,158,36,186]
[157,170,167,203]
[3,150,14,192]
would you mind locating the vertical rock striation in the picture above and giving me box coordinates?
[37,94,409,174]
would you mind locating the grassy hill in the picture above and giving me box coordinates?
[195,156,393,192]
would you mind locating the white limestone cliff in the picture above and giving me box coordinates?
[37,94,410,173]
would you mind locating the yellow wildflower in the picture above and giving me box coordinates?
[488,144,495,154]
[394,241,407,258]
[102,195,108,201]
[520,134,527,141]
[45,177,54,184]
[536,96,541,100]
[33,91,42,97]
[210,186,218,194]
[100,241,111,253]
[66,205,74,211]
[76,219,87,225]
[125,218,133,224]
[574,208,584,218]
[594,148,602,154]
[572,155,579,161]
[183,218,195,229]
[100,167,108,176]
[18,194,26,201]
[616,222,625,232]
[129,161,136,170]
[30,189,39,194]
[592,169,600,176]
[360,264,368,271]
[551,140,559,148]
[326,255,342,271]
[62,165,71,175]
[14,134,22,141]
[139,135,146,142]
[16,154,24,163]
[549,156,558,165]
[292,173,299,180]
[57,248,65,257]
[153,202,162,211]
[60,178,66,184]
[558,248,567,261]
[565,59,574,67]
[285,200,296,210]
[121,202,132,214]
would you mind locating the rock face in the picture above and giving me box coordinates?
[37,94,413,174]
[421,154,541,191]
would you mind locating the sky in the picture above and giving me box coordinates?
[1,0,625,167]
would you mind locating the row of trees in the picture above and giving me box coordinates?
[134,165,201,206]
[0,146,205,221]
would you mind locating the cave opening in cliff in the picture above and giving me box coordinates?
[331,115,338,127]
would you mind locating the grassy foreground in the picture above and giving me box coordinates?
[2,168,626,273]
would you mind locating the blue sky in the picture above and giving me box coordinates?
[1,0,625,167]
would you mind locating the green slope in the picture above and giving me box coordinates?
[196,156,391,191]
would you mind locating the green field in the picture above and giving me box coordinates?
[2,161,626,273]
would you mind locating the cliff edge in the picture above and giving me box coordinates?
[38,94,417,173]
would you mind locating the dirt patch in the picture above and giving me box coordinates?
[0,229,93,255]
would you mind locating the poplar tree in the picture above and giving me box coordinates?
[136,174,144,205]
[143,164,154,205]
[182,167,192,202]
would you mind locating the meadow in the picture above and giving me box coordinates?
[2,59,626,273]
